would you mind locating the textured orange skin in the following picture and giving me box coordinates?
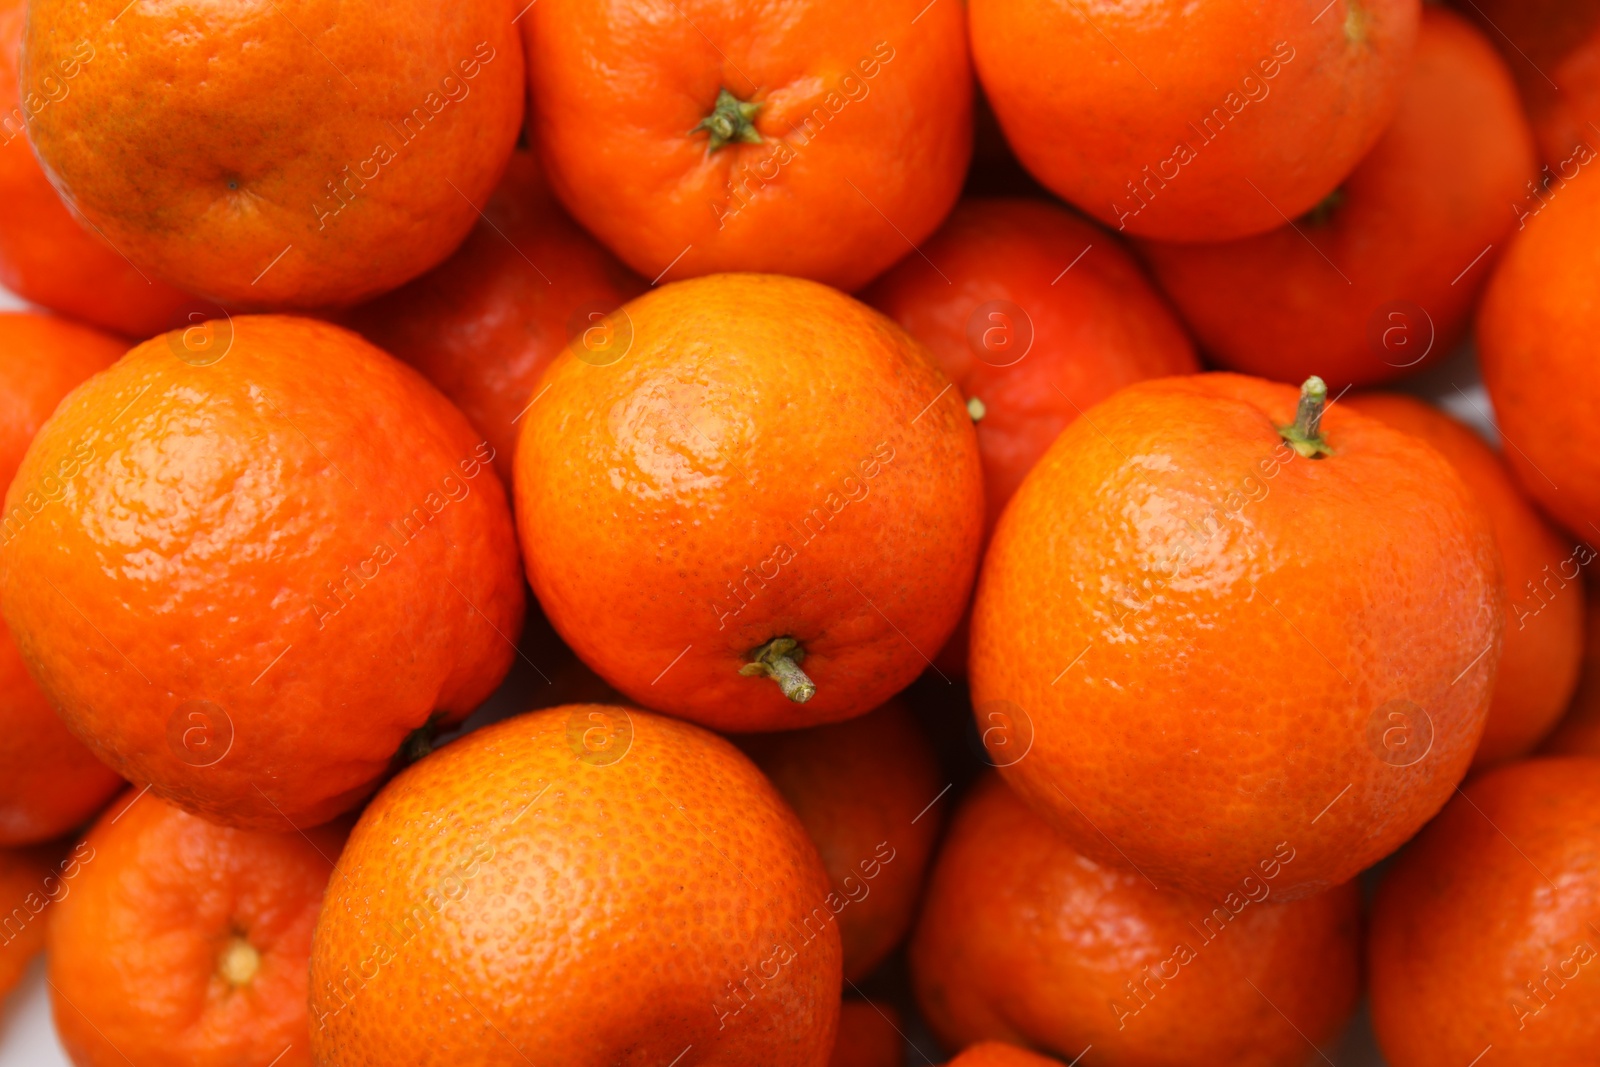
[0,313,124,845]
[1541,590,1600,757]
[738,699,943,980]
[969,373,1502,899]
[525,0,971,291]
[969,0,1419,241]
[0,0,202,337]
[343,152,646,488]
[945,1043,1065,1067]
[0,315,524,830]
[21,0,524,308]
[862,198,1198,675]
[48,790,344,1067]
[1346,393,1583,768]
[1479,158,1600,540]
[1369,757,1600,1066]
[911,776,1362,1067]
[1138,8,1535,390]
[1450,0,1600,165]
[515,274,984,731]
[829,1000,902,1067]
[309,705,841,1067]
[0,842,61,1000]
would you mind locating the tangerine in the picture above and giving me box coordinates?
[862,198,1197,673]
[309,705,841,1066]
[1540,587,1600,757]
[911,775,1362,1066]
[946,1043,1064,1067]
[514,273,984,731]
[22,0,525,307]
[0,0,202,337]
[0,841,69,1001]
[48,789,345,1067]
[1453,0,1600,166]
[1478,145,1600,539]
[969,374,1501,898]
[1,315,524,830]
[524,0,971,290]
[1369,756,1600,1065]
[1138,7,1536,389]
[969,0,1421,240]
[1346,391,1583,767]
[738,699,944,980]
[0,312,125,845]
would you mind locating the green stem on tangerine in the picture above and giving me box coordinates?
[1279,375,1333,459]
[739,636,816,703]
[691,88,764,152]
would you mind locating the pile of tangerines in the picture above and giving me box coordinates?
[1,0,1599,1065]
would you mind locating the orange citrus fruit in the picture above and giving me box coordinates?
[739,699,944,980]
[968,0,1421,240]
[514,273,984,731]
[1137,6,1536,389]
[0,0,203,337]
[48,789,345,1067]
[912,775,1362,1066]
[1369,755,1600,1066]
[1540,586,1600,757]
[524,0,971,291]
[0,840,71,1001]
[970,373,1501,898]
[1453,0,1600,166]
[309,705,841,1066]
[946,1043,1065,1067]
[1478,145,1600,539]
[21,0,525,307]
[1346,391,1584,767]
[0,312,125,844]
[1,315,524,830]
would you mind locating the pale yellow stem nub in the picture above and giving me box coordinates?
[219,937,260,987]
